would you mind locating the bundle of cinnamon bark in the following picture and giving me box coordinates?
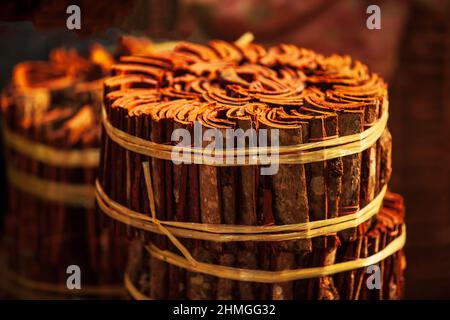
[0,45,125,298]
[98,39,405,300]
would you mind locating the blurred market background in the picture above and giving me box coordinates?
[0,0,449,299]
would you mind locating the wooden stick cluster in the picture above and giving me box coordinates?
[1,45,125,297]
[100,39,403,300]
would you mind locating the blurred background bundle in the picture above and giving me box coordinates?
[0,0,449,299]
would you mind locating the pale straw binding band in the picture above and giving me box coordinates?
[123,225,405,294]
[124,272,151,300]
[3,266,125,297]
[96,178,387,242]
[101,100,388,165]
[7,165,95,208]
[2,125,100,168]
[146,227,405,283]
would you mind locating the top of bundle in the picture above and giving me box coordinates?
[1,45,115,147]
[11,44,114,92]
[104,40,388,133]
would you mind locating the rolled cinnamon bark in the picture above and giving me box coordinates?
[100,39,397,300]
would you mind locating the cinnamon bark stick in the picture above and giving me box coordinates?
[259,112,311,299]
[338,111,364,239]
[148,119,169,299]
[196,162,221,297]
[236,120,260,300]
[377,129,393,193]
[216,166,238,300]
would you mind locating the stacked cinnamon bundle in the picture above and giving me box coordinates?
[98,39,406,300]
[334,192,405,300]
[1,45,125,298]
